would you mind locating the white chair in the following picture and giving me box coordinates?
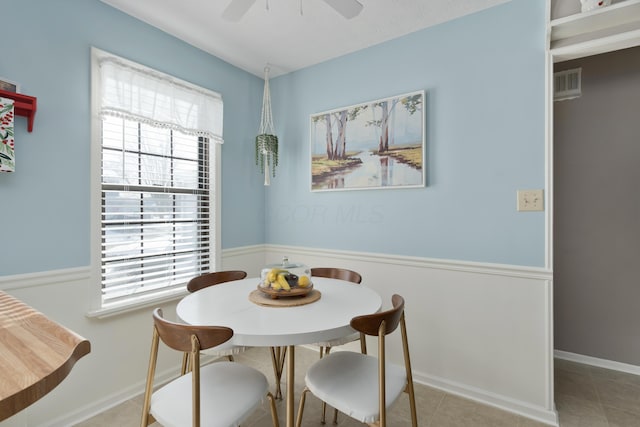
[295,294,418,427]
[183,270,248,371]
[270,267,364,404]
[186,270,248,293]
[309,268,365,356]
[140,308,279,427]
[188,271,284,402]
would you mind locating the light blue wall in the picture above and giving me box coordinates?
[267,0,547,267]
[0,0,265,276]
[1,0,547,276]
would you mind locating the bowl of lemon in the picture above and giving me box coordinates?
[258,257,313,299]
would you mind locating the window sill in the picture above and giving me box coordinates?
[86,287,189,319]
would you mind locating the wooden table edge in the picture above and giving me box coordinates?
[0,292,91,421]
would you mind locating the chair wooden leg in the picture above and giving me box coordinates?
[141,329,159,427]
[378,323,387,427]
[295,387,310,427]
[401,315,418,427]
[270,346,286,400]
[266,392,280,427]
[360,332,367,354]
[320,401,338,425]
[405,384,418,427]
[321,401,327,424]
[320,346,332,423]
[190,340,201,427]
[180,351,189,375]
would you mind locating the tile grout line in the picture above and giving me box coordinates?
[591,366,640,423]
[588,366,611,427]
[425,390,446,427]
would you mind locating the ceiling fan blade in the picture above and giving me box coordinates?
[322,0,363,19]
[222,0,258,22]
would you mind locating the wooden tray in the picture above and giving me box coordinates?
[257,283,314,299]
[249,289,321,307]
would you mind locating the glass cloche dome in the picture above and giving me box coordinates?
[259,256,312,291]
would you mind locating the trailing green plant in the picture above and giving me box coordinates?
[256,133,278,177]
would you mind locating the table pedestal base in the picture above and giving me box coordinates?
[286,345,295,427]
[270,346,286,400]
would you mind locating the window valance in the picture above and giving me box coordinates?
[96,50,223,143]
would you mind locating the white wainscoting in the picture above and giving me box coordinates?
[0,245,557,426]
[264,244,558,426]
[0,268,191,427]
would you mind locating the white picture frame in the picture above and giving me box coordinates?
[0,77,20,93]
[310,90,425,192]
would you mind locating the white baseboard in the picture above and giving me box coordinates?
[41,354,219,427]
[301,342,559,425]
[555,350,640,376]
[413,371,558,426]
[41,370,163,427]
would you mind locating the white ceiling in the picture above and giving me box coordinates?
[101,0,509,78]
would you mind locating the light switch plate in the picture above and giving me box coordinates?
[517,189,544,212]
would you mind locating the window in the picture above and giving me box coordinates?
[90,48,223,314]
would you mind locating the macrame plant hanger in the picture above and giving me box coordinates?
[256,66,278,186]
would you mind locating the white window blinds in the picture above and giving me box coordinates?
[93,49,220,306]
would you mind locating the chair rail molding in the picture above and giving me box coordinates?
[264,244,552,280]
[0,267,90,291]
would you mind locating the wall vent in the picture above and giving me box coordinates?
[554,68,581,101]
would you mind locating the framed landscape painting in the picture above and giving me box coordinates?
[310,90,425,192]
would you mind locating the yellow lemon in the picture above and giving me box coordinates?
[298,275,310,288]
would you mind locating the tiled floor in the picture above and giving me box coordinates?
[75,348,640,426]
[554,358,640,427]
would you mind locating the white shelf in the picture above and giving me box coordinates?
[550,0,640,61]
[552,27,640,61]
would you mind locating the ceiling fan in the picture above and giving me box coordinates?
[222,0,364,21]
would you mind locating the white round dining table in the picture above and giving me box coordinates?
[176,276,382,427]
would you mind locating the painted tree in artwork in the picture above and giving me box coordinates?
[368,94,422,153]
[368,99,396,153]
[334,110,347,159]
[323,114,333,159]
[313,105,367,160]
[311,114,335,159]
[342,105,367,158]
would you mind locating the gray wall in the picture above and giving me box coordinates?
[554,46,640,365]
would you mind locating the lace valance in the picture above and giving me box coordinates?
[97,51,223,143]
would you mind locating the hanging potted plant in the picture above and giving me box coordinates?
[256,66,278,185]
[256,134,277,183]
